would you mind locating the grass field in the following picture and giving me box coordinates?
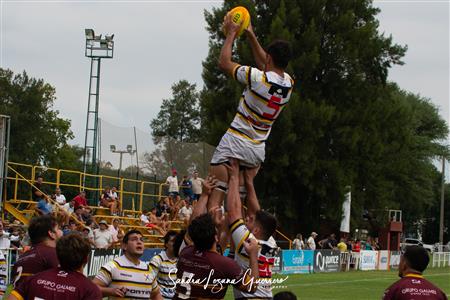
[224,267,450,300]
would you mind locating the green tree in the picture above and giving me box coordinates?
[200,0,448,236]
[0,68,74,165]
[150,80,201,143]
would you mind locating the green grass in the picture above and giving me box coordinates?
[224,267,450,300]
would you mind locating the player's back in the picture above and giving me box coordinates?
[12,243,58,287]
[11,267,102,300]
[383,274,448,300]
[174,245,247,299]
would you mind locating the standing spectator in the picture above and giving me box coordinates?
[325,233,338,250]
[365,237,374,250]
[180,175,193,200]
[8,233,102,300]
[11,215,61,288]
[93,230,162,299]
[53,187,66,206]
[353,239,361,252]
[150,231,178,300]
[0,222,10,251]
[191,171,203,202]
[292,233,304,250]
[32,176,45,202]
[307,232,318,250]
[93,220,113,249]
[165,170,179,199]
[382,245,447,300]
[337,237,348,252]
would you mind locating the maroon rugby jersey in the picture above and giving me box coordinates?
[383,273,447,300]
[12,267,101,300]
[174,245,251,299]
[12,244,59,287]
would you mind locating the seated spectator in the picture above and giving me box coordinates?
[72,191,89,213]
[62,198,75,214]
[109,219,124,244]
[35,196,53,216]
[382,245,447,300]
[53,187,66,206]
[100,186,118,215]
[156,198,171,217]
[82,227,95,248]
[140,209,166,235]
[0,222,11,251]
[93,220,113,249]
[177,200,191,222]
[109,186,120,205]
[62,221,79,236]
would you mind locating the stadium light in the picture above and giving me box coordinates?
[85,29,94,40]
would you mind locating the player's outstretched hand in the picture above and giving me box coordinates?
[224,158,240,179]
[209,206,227,228]
[223,13,240,38]
[243,237,259,256]
[244,165,260,183]
[245,22,255,36]
[202,175,218,196]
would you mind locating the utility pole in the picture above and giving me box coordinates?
[439,156,445,246]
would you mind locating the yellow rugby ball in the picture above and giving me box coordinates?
[223,6,250,37]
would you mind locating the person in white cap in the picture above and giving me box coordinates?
[93,220,113,249]
[307,232,318,250]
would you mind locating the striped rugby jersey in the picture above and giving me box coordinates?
[149,250,177,299]
[96,255,159,300]
[228,65,294,144]
[229,218,278,299]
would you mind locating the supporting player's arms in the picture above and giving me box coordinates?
[218,14,241,77]
[150,288,163,300]
[245,23,267,70]
[235,238,259,293]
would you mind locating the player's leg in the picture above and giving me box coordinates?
[207,164,229,211]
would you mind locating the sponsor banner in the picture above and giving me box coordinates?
[378,250,389,270]
[313,250,341,273]
[389,251,401,269]
[360,250,378,271]
[272,252,282,273]
[84,248,123,277]
[281,250,313,274]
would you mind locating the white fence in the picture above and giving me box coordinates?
[432,252,450,268]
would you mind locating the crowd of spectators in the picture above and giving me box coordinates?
[292,231,382,252]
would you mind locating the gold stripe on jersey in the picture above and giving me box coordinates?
[112,280,156,288]
[241,98,275,123]
[227,127,263,144]
[99,267,112,280]
[11,290,24,300]
[236,113,271,134]
[112,261,151,274]
[237,230,251,253]
[232,65,241,80]
[230,219,245,233]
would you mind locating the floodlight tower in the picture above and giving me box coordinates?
[82,29,114,189]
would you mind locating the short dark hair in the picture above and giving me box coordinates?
[403,245,430,273]
[188,214,216,251]
[164,230,178,248]
[255,210,277,240]
[266,39,292,69]
[56,233,91,271]
[123,229,142,244]
[28,215,58,245]
[274,291,297,300]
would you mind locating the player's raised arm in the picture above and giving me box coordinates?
[245,23,267,70]
[218,14,241,77]
[191,175,217,221]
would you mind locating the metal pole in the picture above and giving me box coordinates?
[118,152,123,180]
[439,156,445,246]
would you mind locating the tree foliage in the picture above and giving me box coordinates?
[200,0,449,239]
[0,68,76,166]
[150,80,201,143]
